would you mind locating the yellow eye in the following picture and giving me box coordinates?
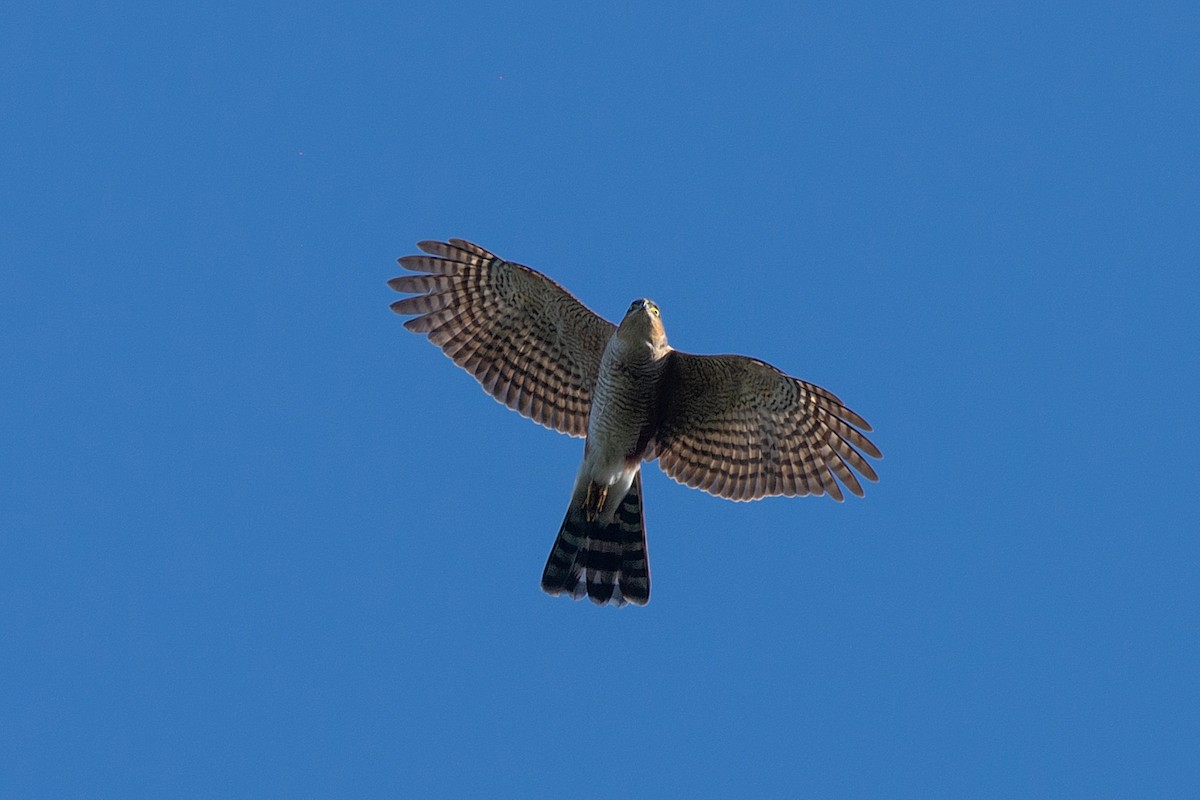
[649,305,660,317]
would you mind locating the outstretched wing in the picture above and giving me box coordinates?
[389,239,616,438]
[654,353,881,501]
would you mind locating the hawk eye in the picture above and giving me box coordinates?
[649,305,660,317]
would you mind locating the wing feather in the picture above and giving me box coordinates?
[655,353,881,501]
[390,239,616,437]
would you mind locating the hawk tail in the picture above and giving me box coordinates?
[540,473,649,606]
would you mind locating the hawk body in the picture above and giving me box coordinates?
[390,239,881,606]
[579,298,671,518]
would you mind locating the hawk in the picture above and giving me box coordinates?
[389,239,881,606]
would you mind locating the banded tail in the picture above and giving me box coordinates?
[541,472,650,606]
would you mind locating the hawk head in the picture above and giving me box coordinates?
[618,298,669,353]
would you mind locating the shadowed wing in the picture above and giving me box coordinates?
[655,353,881,501]
[389,239,616,437]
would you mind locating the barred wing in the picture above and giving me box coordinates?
[655,353,881,501]
[389,239,616,437]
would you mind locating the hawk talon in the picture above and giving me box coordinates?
[583,482,609,522]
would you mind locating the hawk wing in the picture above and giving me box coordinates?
[389,239,616,438]
[654,353,881,501]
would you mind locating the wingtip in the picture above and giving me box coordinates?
[396,254,435,273]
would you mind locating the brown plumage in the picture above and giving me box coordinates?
[390,239,881,605]
[389,239,612,438]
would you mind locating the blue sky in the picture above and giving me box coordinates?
[2,1,1198,796]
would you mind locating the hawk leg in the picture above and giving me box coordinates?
[583,482,609,522]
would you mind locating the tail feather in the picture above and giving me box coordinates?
[541,473,650,606]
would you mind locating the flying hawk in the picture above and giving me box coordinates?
[389,239,880,606]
